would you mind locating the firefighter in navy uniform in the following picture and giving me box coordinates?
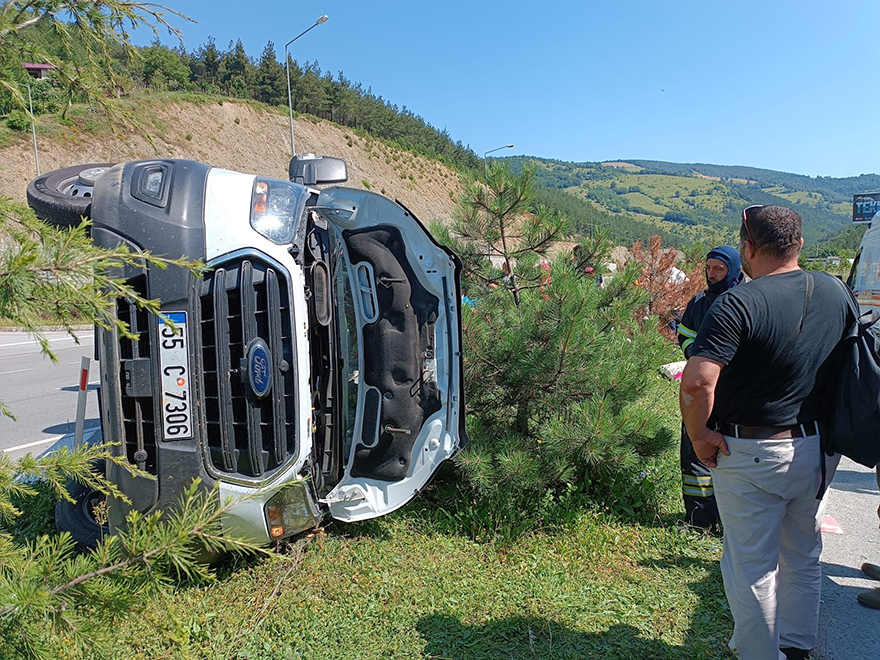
[676,246,744,530]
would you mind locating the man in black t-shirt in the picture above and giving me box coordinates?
[680,205,853,660]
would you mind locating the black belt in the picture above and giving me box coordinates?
[718,421,820,439]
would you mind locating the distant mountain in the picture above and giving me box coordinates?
[506,156,869,252]
[627,160,880,204]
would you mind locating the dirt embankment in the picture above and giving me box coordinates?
[0,99,464,226]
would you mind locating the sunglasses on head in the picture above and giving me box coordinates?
[741,205,763,245]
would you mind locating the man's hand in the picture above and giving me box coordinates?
[680,356,725,467]
[691,428,730,469]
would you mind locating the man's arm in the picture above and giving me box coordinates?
[679,356,729,468]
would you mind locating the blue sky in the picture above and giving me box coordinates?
[138,0,879,178]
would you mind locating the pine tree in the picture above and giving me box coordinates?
[629,235,704,340]
[433,165,675,533]
[255,42,285,106]
[452,162,567,304]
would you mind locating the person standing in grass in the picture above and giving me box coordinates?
[676,246,744,531]
[679,205,853,660]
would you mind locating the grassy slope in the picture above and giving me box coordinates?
[511,156,859,251]
[112,512,729,660]
[6,377,736,660]
[0,93,464,227]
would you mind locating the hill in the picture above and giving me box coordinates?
[0,95,464,226]
[506,156,868,252]
[4,96,873,257]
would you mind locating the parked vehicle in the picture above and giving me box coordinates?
[847,193,880,317]
[29,155,467,547]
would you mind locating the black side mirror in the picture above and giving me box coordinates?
[289,154,348,186]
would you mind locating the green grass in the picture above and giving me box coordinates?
[606,173,741,216]
[762,187,826,207]
[108,513,731,660]
[2,365,735,659]
[89,377,735,660]
[620,191,669,215]
[0,122,17,148]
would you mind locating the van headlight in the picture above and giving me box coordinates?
[265,482,320,540]
[250,177,309,244]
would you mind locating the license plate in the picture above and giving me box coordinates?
[159,312,192,440]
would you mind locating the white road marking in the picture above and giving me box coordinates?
[0,368,32,375]
[3,435,64,453]
[0,336,90,348]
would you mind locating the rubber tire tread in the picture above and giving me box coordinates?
[54,460,108,551]
[26,163,113,228]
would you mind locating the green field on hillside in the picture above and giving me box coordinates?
[509,156,856,252]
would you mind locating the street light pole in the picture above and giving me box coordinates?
[285,14,329,158]
[483,143,514,197]
[483,142,514,241]
[482,143,514,284]
[27,83,40,176]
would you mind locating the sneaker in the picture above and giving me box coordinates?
[862,562,880,581]
[780,647,811,660]
[857,587,880,609]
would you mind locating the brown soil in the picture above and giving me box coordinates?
[0,99,463,226]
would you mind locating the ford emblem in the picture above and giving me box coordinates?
[245,339,272,398]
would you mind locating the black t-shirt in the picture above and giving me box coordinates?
[690,269,852,426]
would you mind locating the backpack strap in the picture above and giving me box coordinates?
[828,272,871,331]
[816,272,861,499]
[780,271,813,358]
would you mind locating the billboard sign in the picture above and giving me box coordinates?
[853,192,880,224]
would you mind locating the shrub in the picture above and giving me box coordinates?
[6,109,30,131]
[455,261,674,531]
[435,163,677,537]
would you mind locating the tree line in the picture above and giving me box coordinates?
[2,23,483,173]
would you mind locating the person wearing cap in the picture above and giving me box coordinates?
[676,245,744,530]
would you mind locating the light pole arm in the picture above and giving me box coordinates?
[285,50,295,157]
[284,16,329,158]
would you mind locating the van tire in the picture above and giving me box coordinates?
[55,460,108,551]
[26,163,114,228]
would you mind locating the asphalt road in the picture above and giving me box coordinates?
[0,329,100,461]
[818,458,880,659]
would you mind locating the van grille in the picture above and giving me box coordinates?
[199,257,297,479]
[116,274,157,474]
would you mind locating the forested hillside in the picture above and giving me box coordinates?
[2,23,483,173]
[629,160,880,204]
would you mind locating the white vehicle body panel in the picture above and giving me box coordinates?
[203,171,463,527]
[314,187,462,521]
[850,220,880,317]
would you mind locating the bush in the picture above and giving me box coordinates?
[6,109,30,131]
[453,261,675,534]
[28,80,63,114]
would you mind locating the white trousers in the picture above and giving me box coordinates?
[711,434,839,660]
